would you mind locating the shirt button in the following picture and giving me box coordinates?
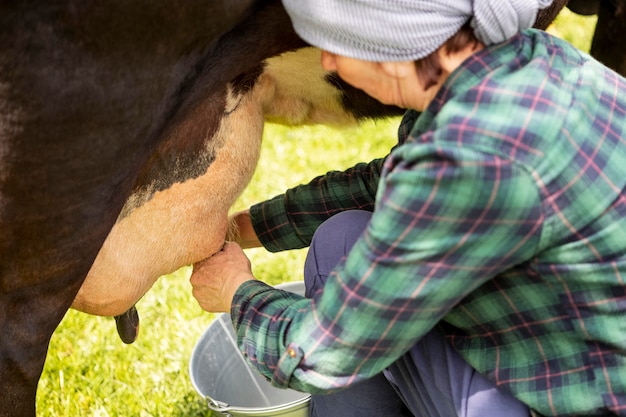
[287,347,297,358]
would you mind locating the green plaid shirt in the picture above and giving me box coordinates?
[233,30,626,416]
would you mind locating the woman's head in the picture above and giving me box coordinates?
[288,0,555,111]
[282,0,555,62]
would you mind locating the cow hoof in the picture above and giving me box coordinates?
[114,306,140,344]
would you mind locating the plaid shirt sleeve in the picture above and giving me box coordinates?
[249,112,418,252]
[249,158,385,252]
[233,141,544,392]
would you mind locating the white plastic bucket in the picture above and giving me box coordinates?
[189,281,310,417]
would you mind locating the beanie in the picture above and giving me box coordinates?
[281,0,555,61]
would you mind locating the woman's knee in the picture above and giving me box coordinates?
[304,210,372,297]
[310,210,372,254]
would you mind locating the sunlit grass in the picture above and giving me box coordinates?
[547,8,597,52]
[38,11,597,416]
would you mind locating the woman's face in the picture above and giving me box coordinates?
[320,50,437,111]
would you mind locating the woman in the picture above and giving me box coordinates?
[191,1,626,415]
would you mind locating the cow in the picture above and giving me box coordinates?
[4,0,623,415]
[1,1,297,414]
[0,1,410,414]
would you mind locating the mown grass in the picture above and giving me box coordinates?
[38,11,597,417]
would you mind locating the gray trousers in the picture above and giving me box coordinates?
[303,210,530,417]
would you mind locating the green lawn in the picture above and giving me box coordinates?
[38,10,597,417]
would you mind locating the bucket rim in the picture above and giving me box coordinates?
[189,281,309,413]
[205,392,311,414]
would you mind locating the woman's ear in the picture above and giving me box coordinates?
[380,61,415,79]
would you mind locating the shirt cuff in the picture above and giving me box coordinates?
[230,280,305,388]
[272,342,304,387]
[230,280,273,322]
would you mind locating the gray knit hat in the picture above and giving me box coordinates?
[282,0,555,61]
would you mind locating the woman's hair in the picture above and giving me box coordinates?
[415,22,479,90]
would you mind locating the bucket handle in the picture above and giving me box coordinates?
[207,397,234,416]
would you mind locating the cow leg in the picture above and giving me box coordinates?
[0,280,85,416]
[0,111,151,416]
[0,114,141,415]
[590,0,626,76]
[0,97,139,416]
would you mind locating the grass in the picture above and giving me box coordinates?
[38,11,597,417]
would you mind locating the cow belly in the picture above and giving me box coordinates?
[71,47,388,317]
[72,76,270,316]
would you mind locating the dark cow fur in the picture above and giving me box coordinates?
[566,0,626,76]
[0,1,294,414]
[1,0,623,415]
[590,0,626,76]
[0,1,404,414]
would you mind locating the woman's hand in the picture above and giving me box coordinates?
[190,242,256,313]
